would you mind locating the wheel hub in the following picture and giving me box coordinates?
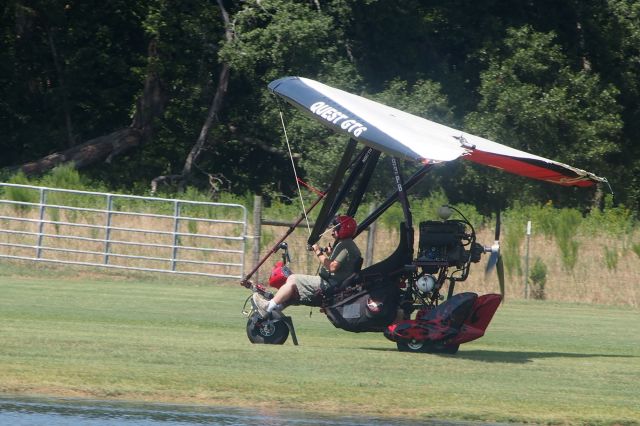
[407,340,424,351]
[258,320,277,337]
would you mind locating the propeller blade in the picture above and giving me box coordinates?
[494,210,501,241]
[485,251,498,275]
[496,255,505,301]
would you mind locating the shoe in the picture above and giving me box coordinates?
[252,293,270,318]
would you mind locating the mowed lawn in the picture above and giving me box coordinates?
[1,265,639,425]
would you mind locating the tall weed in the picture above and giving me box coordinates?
[501,205,528,278]
[553,209,582,272]
[526,201,558,238]
[41,165,104,226]
[583,194,635,247]
[603,246,619,271]
[4,172,39,212]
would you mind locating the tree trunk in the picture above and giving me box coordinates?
[47,27,75,148]
[19,128,142,175]
[13,38,166,177]
[151,0,233,194]
[181,62,230,178]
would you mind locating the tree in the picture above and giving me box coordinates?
[1,1,637,215]
[1,0,149,169]
[463,26,622,209]
[582,0,640,212]
[151,0,232,194]
[209,0,361,196]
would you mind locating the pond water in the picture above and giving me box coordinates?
[0,396,506,426]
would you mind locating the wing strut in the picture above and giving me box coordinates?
[307,139,358,246]
[391,157,414,255]
[324,146,375,226]
[346,149,381,218]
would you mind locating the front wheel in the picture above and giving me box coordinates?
[246,314,290,344]
[396,340,459,354]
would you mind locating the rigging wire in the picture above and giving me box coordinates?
[278,106,312,236]
[297,177,324,197]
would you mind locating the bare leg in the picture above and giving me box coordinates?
[272,275,298,306]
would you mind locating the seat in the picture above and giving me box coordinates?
[359,222,412,285]
[329,222,412,295]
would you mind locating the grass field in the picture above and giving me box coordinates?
[1,263,639,425]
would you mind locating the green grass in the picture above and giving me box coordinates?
[1,265,639,425]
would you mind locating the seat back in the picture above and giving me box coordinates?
[332,223,411,294]
[359,222,412,282]
[354,256,363,273]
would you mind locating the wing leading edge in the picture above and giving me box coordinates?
[269,76,607,188]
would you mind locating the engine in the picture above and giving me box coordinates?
[417,220,483,274]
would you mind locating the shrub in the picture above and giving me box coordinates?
[40,163,85,190]
[529,257,547,300]
[603,246,618,271]
[4,172,39,212]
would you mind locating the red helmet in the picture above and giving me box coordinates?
[332,215,357,239]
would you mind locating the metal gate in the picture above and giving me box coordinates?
[0,183,247,279]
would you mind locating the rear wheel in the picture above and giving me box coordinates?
[397,339,427,353]
[396,340,459,354]
[246,314,290,344]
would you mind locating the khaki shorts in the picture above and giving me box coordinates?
[293,274,332,304]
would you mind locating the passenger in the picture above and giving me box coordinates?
[252,215,361,317]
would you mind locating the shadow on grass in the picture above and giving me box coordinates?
[364,347,637,363]
[455,350,637,364]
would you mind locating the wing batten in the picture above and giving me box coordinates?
[269,76,607,188]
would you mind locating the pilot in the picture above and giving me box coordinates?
[252,215,362,317]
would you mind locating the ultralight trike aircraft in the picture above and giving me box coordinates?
[240,76,608,354]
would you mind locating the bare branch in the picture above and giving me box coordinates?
[241,135,300,159]
[150,174,183,195]
[156,0,234,192]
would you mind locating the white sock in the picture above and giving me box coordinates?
[267,300,282,313]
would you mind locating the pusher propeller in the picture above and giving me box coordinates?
[484,210,505,301]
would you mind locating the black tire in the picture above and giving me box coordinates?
[397,340,428,353]
[246,314,290,344]
[437,343,460,355]
[396,340,459,354]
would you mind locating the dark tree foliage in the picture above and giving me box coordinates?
[0,0,147,162]
[1,0,637,215]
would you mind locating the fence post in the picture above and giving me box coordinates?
[253,195,262,282]
[524,220,532,299]
[35,188,47,259]
[171,200,181,272]
[365,203,376,267]
[104,194,113,265]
